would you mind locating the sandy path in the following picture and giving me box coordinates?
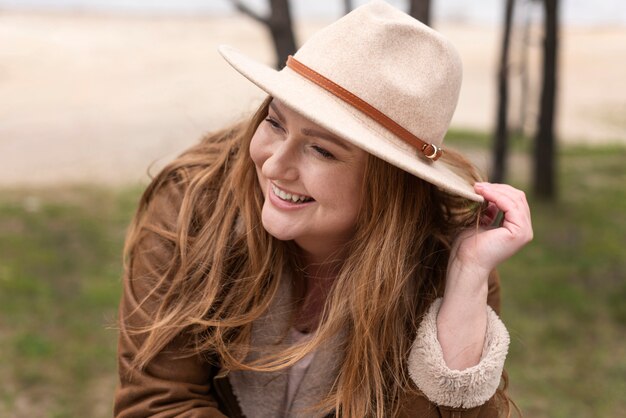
[0,12,624,186]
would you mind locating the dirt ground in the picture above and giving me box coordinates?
[1,12,624,186]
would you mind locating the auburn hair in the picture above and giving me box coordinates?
[122,97,513,417]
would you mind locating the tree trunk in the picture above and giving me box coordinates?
[230,0,297,69]
[343,0,353,15]
[533,0,558,199]
[491,0,515,183]
[409,0,431,26]
[268,0,297,69]
[517,0,532,136]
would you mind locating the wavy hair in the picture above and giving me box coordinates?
[122,97,514,417]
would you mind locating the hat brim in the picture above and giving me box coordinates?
[218,45,483,203]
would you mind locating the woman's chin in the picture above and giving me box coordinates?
[261,217,297,242]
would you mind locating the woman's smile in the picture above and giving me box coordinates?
[270,183,314,205]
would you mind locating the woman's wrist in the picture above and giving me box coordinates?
[444,259,490,299]
[436,261,490,370]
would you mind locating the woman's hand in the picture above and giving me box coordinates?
[449,182,534,282]
[437,183,532,370]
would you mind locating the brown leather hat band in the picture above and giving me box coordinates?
[286,55,443,161]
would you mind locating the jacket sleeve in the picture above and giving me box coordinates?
[114,180,228,418]
[403,270,509,417]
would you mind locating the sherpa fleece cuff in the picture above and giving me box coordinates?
[407,298,510,409]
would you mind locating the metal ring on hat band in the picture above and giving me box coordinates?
[421,143,443,160]
[286,56,444,162]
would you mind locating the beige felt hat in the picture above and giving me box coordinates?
[219,0,482,202]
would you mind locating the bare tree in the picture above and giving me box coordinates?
[230,0,297,69]
[516,0,533,136]
[533,0,559,199]
[409,0,431,26]
[491,0,516,183]
[343,0,353,15]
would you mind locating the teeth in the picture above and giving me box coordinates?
[271,184,310,203]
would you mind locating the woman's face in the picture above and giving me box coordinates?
[250,100,368,261]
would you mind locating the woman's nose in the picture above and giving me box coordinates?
[261,140,299,182]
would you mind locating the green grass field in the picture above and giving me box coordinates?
[0,143,624,417]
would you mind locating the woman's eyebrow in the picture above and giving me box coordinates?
[300,128,352,152]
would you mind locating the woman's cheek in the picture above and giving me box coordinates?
[249,131,268,167]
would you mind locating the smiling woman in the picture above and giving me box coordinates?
[114,2,532,418]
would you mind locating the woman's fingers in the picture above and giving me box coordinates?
[474,182,533,244]
[447,183,533,291]
[475,183,525,215]
[448,182,533,273]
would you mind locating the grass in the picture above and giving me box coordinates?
[0,140,625,416]
[0,186,142,418]
[499,144,626,417]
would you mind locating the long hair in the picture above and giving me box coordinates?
[122,97,513,417]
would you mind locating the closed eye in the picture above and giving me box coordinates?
[312,145,335,160]
[264,117,283,131]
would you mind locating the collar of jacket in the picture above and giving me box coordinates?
[226,268,343,418]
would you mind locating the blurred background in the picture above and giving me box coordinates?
[0,0,624,416]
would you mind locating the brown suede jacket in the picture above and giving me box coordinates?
[114,180,507,418]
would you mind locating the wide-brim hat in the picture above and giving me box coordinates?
[219,0,482,202]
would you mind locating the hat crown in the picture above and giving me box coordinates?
[291,0,462,146]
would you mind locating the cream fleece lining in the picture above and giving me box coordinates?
[408,298,510,409]
[228,273,342,418]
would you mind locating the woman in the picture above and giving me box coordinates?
[115,1,532,417]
